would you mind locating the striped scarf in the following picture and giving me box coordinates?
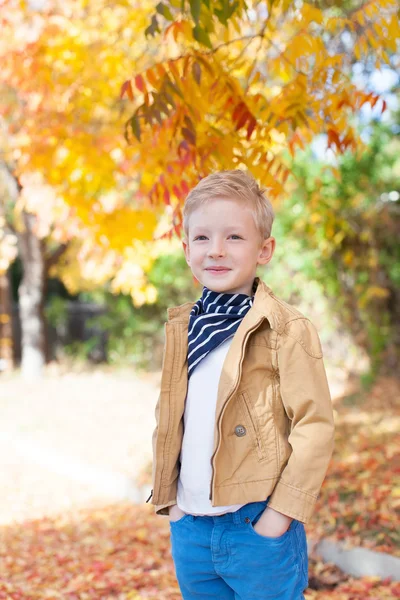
[187,286,254,379]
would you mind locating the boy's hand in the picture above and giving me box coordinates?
[168,504,187,522]
[253,506,293,538]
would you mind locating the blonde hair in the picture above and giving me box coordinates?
[182,169,275,241]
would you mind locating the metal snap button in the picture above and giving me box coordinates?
[235,424,246,437]
[244,517,250,523]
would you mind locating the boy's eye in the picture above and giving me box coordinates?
[193,235,242,241]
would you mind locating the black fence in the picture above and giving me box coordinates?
[11,302,108,364]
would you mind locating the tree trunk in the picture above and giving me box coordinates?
[0,268,13,372]
[17,210,46,379]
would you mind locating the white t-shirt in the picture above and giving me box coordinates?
[177,336,245,515]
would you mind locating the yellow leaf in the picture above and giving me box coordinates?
[343,250,354,266]
[310,213,322,224]
[388,14,400,39]
[366,286,390,300]
[366,29,379,50]
[300,4,324,25]
[354,10,365,27]
[333,231,345,245]
[250,70,261,85]
[354,40,361,61]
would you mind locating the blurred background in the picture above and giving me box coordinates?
[0,0,399,598]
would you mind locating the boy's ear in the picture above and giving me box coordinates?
[182,238,191,265]
[258,236,275,265]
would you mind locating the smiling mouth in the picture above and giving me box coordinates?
[206,268,231,273]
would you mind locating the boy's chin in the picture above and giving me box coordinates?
[200,274,246,294]
[199,272,232,288]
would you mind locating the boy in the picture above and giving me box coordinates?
[147,169,335,599]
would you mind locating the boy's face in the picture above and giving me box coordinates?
[182,197,275,296]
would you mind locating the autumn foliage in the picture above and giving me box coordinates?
[122,0,399,237]
[1,0,399,274]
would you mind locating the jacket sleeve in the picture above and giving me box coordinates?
[150,391,177,516]
[267,317,335,524]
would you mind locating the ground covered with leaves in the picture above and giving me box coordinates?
[311,376,400,557]
[1,502,399,600]
[0,376,399,598]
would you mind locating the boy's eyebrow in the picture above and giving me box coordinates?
[191,225,245,234]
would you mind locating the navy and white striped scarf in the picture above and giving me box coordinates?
[187,286,255,379]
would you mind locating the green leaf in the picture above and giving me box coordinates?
[189,0,201,25]
[192,61,201,85]
[165,75,184,99]
[155,2,174,21]
[192,24,212,48]
[152,109,163,126]
[215,0,239,25]
[145,14,160,38]
[155,96,171,116]
[130,114,141,141]
[163,90,176,108]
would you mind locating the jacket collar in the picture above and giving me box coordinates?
[166,276,286,335]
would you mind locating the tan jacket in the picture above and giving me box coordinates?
[147,277,335,523]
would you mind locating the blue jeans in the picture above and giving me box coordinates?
[169,497,309,599]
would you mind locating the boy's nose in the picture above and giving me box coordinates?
[208,245,226,257]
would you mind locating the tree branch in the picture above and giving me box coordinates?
[45,243,69,272]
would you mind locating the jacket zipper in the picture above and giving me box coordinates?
[209,316,264,501]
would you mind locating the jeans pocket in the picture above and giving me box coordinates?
[249,520,291,543]
[248,510,292,543]
[169,513,191,526]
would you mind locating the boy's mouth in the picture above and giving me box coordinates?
[205,267,231,274]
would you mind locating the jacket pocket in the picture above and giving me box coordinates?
[239,390,269,462]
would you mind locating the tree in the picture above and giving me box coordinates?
[122,0,399,234]
[0,0,159,377]
[284,107,400,378]
[0,164,16,371]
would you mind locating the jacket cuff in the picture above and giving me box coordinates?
[154,499,177,516]
[267,479,317,524]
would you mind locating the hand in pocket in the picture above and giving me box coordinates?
[169,504,187,522]
[253,507,292,538]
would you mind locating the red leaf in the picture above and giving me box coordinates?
[282,168,290,185]
[246,116,257,140]
[180,180,189,194]
[232,101,246,123]
[135,74,145,93]
[327,128,341,150]
[182,127,196,145]
[235,109,249,131]
[120,80,133,101]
